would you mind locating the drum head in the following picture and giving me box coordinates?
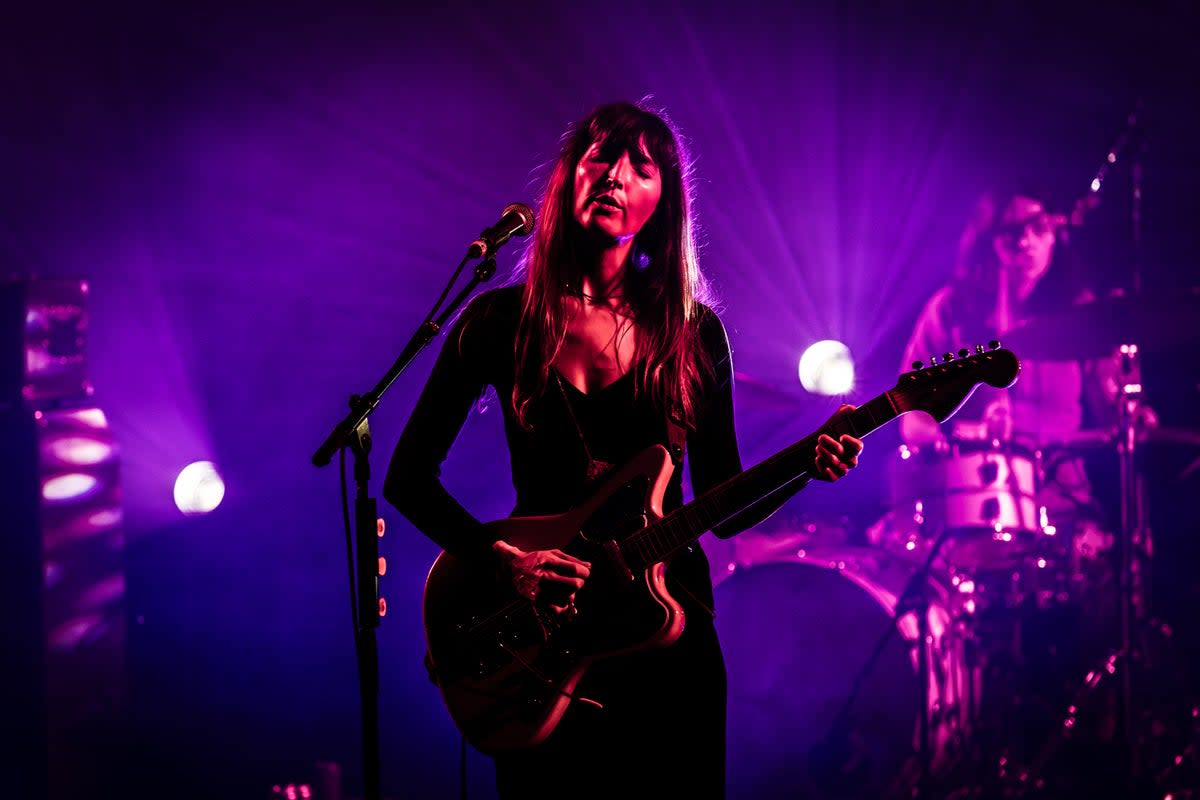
[717,554,932,799]
[885,442,1045,569]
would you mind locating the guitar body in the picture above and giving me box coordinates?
[422,444,686,754]
[419,345,1020,755]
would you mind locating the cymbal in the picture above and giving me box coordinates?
[1152,426,1200,447]
[1002,286,1200,361]
[1043,426,1200,451]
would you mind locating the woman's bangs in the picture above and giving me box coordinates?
[587,110,677,172]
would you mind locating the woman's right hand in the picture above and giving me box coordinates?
[491,540,591,617]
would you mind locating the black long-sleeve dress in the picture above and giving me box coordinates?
[384,283,746,798]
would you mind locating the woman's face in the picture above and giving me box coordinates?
[992,195,1056,285]
[572,135,663,244]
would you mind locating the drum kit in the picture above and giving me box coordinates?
[710,288,1200,799]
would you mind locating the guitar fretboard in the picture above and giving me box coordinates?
[620,390,899,572]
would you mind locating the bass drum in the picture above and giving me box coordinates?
[715,544,970,799]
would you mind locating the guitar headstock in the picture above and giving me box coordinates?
[891,343,1020,423]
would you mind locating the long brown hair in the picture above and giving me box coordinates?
[511,100,714,429]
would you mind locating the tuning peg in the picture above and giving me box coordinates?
[958,348,969,358]
[377,517,385,537]
[379,597,387,617]
[975,344,985,354]
[929,355,939,366]
[988,340,1001,351]
[378,556,387,576]
[912,360,924,370]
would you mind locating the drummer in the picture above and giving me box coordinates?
[898,181,1111,540]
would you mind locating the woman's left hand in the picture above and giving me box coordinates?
[813,404,864,482]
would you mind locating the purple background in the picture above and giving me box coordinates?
[5,2,1199,797]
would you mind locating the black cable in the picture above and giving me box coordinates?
[340,446,359,631]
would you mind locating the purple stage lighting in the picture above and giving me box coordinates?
[173,460,225,515]
[798,340,855,396]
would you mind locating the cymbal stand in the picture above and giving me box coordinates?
[1114,341,1150,783]
[1013,342,1152,798]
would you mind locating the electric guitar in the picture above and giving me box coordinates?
[422,345,1020,753]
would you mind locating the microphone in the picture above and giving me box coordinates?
[467,202,535,259]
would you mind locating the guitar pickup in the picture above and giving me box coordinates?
[602,540,635,582]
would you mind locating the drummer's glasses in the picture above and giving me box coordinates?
[993,213,1055,246]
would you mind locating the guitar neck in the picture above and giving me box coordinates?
[620,389,900,571]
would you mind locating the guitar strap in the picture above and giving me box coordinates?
[664,411,718,619]
[666,412,686,466]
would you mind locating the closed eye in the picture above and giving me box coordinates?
[631,154,658,178]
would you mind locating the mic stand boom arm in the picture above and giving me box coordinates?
[312,254,498,469]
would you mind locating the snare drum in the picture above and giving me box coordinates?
[714,545,970,799]
[884,441,1046,569]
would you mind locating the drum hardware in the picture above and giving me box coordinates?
[987,104,1200,793]
[1112,343,1149,778]
[994,304,1200,792]
[716,542,968,799]
[1002,650,1121,798]
[926,336,1200,797]
[969,340,1182,794]
[814,527,957,799]
[883,439,1049,573]
[1005,618,1200,799]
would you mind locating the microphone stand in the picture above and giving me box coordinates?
[816,526,954,798]
[311,253,500,800]
[1073,99,1149,791]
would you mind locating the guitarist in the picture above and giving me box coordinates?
[384,99,863,799]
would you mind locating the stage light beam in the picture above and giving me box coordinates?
[173,461,225,515]
[798,340,855,396]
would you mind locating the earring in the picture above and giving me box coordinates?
[634,246,651,271]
